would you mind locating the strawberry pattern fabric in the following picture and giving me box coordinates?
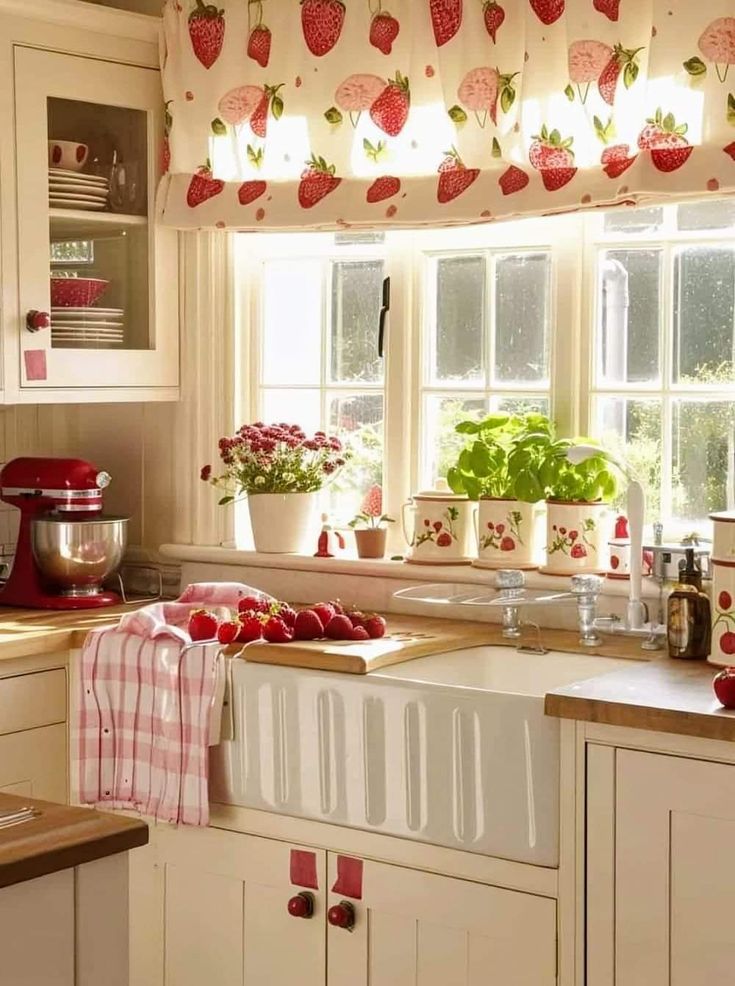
[160,0,735,231]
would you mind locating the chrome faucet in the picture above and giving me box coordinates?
[493,570,605,647]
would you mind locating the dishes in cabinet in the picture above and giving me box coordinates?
[47,140,88,171]
[49,276,109,307]
[48,168,108,185]
[48,168,110,211]
[51,307,124,320]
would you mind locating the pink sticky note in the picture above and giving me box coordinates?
[290,849,318,889]
[331,855,363,899]
[24,350,47,381]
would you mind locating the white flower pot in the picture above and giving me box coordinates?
[247,492,318,553]
[541,500,607,575]
[473,498,536,570]
[402,493,476,565]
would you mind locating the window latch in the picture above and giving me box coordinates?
[378,276,391,358]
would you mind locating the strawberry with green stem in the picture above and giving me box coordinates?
[249,83,285,139]
[298,154,342,208]
[189,0,225,69]
[528,125,577,191]
[437,147,480,203]
[187,159,224,207]
[637,108,692,173]
[597,43,643,106]
[369,0,400,54]
[247,0,271,67]
[370,72,410,136]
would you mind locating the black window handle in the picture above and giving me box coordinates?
[378,276,390,358]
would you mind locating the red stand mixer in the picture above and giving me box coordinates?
[0,457,128,609]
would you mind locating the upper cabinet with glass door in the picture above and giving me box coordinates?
[6,20,178,402]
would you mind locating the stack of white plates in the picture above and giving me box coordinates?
[51,307,124,348]
[49,169,109,211]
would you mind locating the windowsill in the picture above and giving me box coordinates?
[159,543,664,600]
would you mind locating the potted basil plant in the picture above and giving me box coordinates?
[446,412,552,569]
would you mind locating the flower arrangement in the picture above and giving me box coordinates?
[348,484,394,530]
[201,421,348,503]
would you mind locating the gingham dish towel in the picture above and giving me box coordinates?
[76,582,270,825]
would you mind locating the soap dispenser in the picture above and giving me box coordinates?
[667,548,712,660]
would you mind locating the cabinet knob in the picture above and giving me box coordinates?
[327,901,356,930]
[26,310,50,333]
[287,892,314,919]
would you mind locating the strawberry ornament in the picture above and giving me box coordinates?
[429,0,462,47]
[298,154,342,208]
[597,44,643,106]
[482,1,505,43]
[366,176,401,202]
[637,109,693,172]
[301,0,346,56]
[528,125,577,191]
[370,5,400,55]
[189,0,225,69]
[530,0,564,27]
[186,160,225,207]
[593,0,619,21]
[437,147,480,203]
[498,165,529,195]
[370,72,410,136]
[247,1,271,67]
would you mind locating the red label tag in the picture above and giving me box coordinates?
[24,350,47,381]
[331,855,363,899]
[290,849,318,890]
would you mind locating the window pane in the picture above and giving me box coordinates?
[673,400,735,522]
[594,396,663,521]
[491,395,550,417]
[329,394,384,522]
[598,250,661,385]
[494,253,550,383]
[260,388,321,433]
[673,247,735,384]
[604,206,663,235]
[262,259,321,385]
[677,198,735,231]
[432,255,485,384]
[422,395,486,487]
[330,260,384,384]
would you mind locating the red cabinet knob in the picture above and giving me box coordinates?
[328,901,356,930]
[26,310,50,333]
[287,891,314,919]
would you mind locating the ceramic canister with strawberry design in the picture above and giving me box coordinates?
[708,511,735,666]
[402,483,477,565]
[473,498,537,570]
[541,500,608,576]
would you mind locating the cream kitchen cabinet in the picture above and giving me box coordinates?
[0,3,179,403]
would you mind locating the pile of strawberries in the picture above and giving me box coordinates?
[188,597,387,646]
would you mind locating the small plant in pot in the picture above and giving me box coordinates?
[538,437,618,575]
[349,484,394,559]
[446,412,551,569]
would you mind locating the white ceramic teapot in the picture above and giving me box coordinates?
[402,480,477,565]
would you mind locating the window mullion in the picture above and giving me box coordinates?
[486,251,496,406]
[660,242,674,524]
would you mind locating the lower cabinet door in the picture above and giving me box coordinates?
[326,853,557,986]
[140,824,327,986]
[0,723,67,802]
[615,748,735,986]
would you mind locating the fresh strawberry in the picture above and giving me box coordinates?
[312,602,336,626]
[188,609,219,641]
[364,614,387,639]
[370,72,410,136]
[529,0,564,26]
[277,604,297,628]
[238,595,269,614]
[498,165,529,195]
[217,619,241,644]
[237,614,264,642]
[651,143,693,172]
[345,609,367,628]
[437,147,480,203]
[293,609,325,640]
[238,180,267,205]
[328,600,345,615]
[541,167,577,190]
[189,0,225,69]
[366,176,401,202]
[263,616,294,643]
[601,144,635,178]
[324,614,355,640]
[429,0,462,47]
[370,12,400,54]
[350,625,370,641]
[298,155,342,208]
[186,162,224,208]
[593,0,619,21]
[725,141,735,161]
[483,0,504,42]
[247,24,271,67]
[301,0,345,56]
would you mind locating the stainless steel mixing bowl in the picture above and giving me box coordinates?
[32,515,128,595]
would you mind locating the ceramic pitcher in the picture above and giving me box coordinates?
[402,484,476,565]
[473,498,537,570]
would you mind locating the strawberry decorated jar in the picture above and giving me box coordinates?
[402,482,477,565]
[474,497,537,570]
[708,511,735,666]
[542,500,608,576]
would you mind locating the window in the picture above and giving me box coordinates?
[236,200,735,542]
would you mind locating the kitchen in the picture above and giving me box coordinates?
[0,0,734,983]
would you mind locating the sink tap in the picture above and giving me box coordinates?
[570,574,604,647]
[494,569,527,639]
[493,570,604,647]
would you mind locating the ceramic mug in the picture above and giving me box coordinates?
[542,500,608,575]
[473,498,536,570]
[402,495,476,565]
[48,140,89,172]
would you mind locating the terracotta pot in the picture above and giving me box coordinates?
[354,527,387,559]
[542,500,608,575]
[473,498,536,570]
[247,491,318,553]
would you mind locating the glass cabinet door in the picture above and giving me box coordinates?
[14,46,178,394]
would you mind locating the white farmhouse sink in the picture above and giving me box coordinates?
[209,646,634,867]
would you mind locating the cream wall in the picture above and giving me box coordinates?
[83,0,161,15]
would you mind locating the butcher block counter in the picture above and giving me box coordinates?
[0,603,143,663]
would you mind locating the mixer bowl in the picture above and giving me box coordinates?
[32,515,128,595]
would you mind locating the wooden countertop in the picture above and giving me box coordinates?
[0,603,146,662]
[0,792,148,889]
[544,654,735,742]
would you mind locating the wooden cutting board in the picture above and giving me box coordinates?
[240,613,493,674]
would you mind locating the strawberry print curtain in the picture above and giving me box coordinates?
[159,0,735,230]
